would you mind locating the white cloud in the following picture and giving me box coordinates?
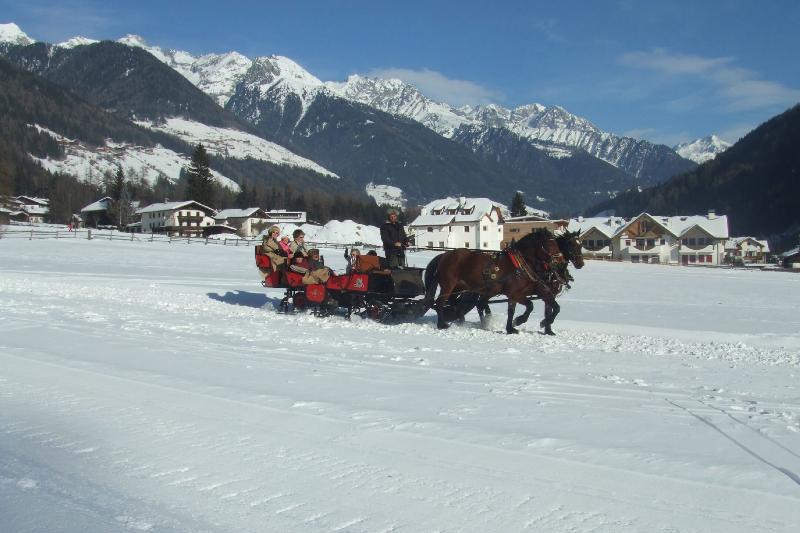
[618,48,800,113]
[366,67,503,106]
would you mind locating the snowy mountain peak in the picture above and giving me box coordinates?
[674,135,732,164]
[0,22,35,46]
[56,36,99,49]
[242,55,323,98]
[330,74,477,137]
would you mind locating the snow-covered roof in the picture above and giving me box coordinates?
[409,214,455,227]
[568,216,627,238]
[569,213,729,239]
[779,246,800,258]
[137,201,215,214]
[14,195,49,206]
[81,197,112,213]
[418,197,503,223]
[214,208,266,220]
[504,214,551,223]
[726,237,770,252]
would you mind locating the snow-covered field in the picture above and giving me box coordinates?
[1,235,799,532]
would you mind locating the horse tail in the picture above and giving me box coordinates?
[423,253,443,309]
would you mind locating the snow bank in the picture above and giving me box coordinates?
[264,219,382,247]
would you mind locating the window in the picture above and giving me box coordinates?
[464,226,470,232]
[625,239,631,246]
[689,255,697,263]
[631,255,640,263]
[636,239,645,248]
[428,241,433,248]
[689,238,696,245]
[699,255,705,263]
[647,239,655,248]
[639,220,651,232]
[427,227,433,232]
[464,242,469,248]
[605,239,611,247]
[509,228,520,233]
[682,238,688,245]
[483,225,488,231]
[706,255,713,263]
[439,241,444,247]
[483,242,488,248]
[660,238,665,245]
[587,239,595,248]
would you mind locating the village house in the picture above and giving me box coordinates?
[213,208,270,237]
[724,237,770,264]
[568,210,730,265]
[408,197,505,250]
[264,209,307,225]
[79,197,113,228]
[778,246,800,269]
[137,201,216,237]
[502,214,568,248]
[9,195,49,223]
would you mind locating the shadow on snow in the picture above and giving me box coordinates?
[207,290,282,309]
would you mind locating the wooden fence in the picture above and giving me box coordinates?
[0,226,388,250]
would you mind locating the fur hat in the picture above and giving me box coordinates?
[267,225,280,235]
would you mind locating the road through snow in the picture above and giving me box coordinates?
[1,236,799,532]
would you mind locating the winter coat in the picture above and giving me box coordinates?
[261,236,287,266]
[380,220,407,252]
[290,239,309,257]
[279,240,292,255]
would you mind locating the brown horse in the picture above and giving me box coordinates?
[473,229,585,334]
[424,229,567,334]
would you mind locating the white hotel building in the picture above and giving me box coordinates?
[408,197,505,250]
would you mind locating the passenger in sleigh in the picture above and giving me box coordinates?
[344,248,361,274]
[289,229,309,258]
[260,225,288,270]
[291,248,332,284]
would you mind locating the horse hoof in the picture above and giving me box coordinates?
[438,323,450,330]
[539,320,547,328]
[507,328,519,334]
[544,328,555,336]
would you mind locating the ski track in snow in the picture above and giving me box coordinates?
[1,237,799,532]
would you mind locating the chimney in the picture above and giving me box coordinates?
[708,208,716,220]
[578,215,584,223]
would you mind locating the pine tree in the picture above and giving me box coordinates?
[185,144,215,207]
[510,191,527,217]
[108,165,133,227]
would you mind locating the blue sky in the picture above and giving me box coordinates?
[3,0,799,145]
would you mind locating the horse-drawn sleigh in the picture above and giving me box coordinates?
[254,229,583,334]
